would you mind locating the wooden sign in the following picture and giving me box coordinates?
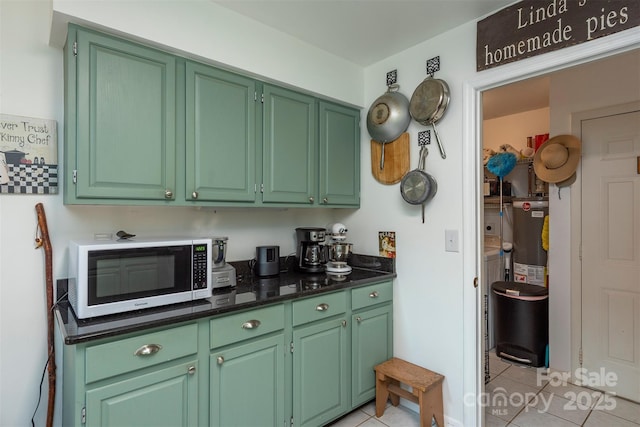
[0,114,58,194]
[477,0,639,71]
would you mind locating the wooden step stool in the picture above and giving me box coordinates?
[374,357,445,427]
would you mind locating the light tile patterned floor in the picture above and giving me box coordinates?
[329,351,640,426]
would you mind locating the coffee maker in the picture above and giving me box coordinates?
[295,227,327,273]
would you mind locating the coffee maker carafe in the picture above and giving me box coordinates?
[295,227,327,273]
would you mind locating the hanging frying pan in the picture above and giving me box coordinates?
[400,146,437,223]
[366,84,411,169]
[409,77,450,159]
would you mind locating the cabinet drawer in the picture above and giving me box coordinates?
[85,323,198,383]
[292,291,346,326]
[210,304,285,349]
[352,281,393,311]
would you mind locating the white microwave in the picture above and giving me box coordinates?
[68,237,212,319]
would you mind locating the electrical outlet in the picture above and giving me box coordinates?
[485,222,497,235]
[445,229,459,252]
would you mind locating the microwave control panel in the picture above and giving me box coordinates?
[192,244,209,289]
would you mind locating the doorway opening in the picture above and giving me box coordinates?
[462,30,640,426]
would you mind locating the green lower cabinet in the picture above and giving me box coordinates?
[293,317,349,427]
[210,334,286,427]
[351,304,393,407]
[60,281,392,427]
[85,360,199,426]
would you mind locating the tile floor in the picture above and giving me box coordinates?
[328,351,640,426]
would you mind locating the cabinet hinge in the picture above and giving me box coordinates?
[579,346,583,366]
[73,41,78,57]
[579,242,582,261]
[290,416,294,427]
[81,406,86,424]
[290,341,294,353]
[73,169,77,184]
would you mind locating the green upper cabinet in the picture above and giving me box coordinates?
[64,25,360,208]
[185,62,257,203]
[262,85,317,204]
[318,102,360,206]
[66,25,177,202]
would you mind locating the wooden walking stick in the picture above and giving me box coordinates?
[35,203,55,427]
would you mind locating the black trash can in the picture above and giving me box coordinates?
[491,281,548,367]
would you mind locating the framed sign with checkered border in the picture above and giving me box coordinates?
[0,114,58,194]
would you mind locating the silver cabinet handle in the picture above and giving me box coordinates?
[164,189,173,199]
[308,196,315,203]
[323,197,328,204]
[342,320,347,327]
[356,316,362,323]
[316,303,329,312]
[369,291,379,298]
[192,191,198,199]
[217,356,224,365]
[188,365,196,375]
[134,343,162,357]
[241,320,261,329]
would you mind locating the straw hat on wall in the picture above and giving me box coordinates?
[533,135,581,183]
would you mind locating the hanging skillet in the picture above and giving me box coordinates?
[409,76,450,159]
[400,145,437,223]
[366,84,411,169]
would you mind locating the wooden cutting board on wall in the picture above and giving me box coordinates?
[371,133,410,185]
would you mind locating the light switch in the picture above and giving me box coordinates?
[445,229,459,252]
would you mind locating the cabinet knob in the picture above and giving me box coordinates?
[134,343,162,357]
[342,319,347,327]
[308,196,315,203]
[323,197,328,204]
[217,356,224,365]
[164,189,173,199]
[356,316,362,324]
[188,365,196,375]
[369,291,379,298]
[192,191,198,199]
[241,320,261,330]
[316,303,329,312]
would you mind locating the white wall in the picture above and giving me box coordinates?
[483,107,549,152]
[50,0,364,107]
[346,22,482,425]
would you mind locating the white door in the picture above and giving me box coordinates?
[581,108,640,402]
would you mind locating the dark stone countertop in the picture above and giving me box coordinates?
[55,254,395,345]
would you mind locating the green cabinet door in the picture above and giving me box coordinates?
[210,334,285,427]
[70,26,177,201]
[262,85,317,204]
[351,304,393,407]
[318,102,361,206]
[185,62,257,202]
[85,360,199,426]
[293,317,349,427]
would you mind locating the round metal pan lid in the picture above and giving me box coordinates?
[409,78,450,124]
